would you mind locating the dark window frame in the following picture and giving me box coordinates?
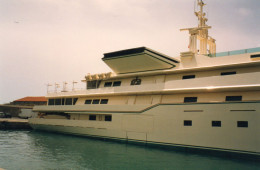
[250,54,260,58]
[113,81,121,87]
[85,100,92,104]
[92,99,100,104]
[221,71,236,76]
[48,99,55,105]
[182,75,195,80]
[89,115,96,121]
[65,98,72,105]
[225,96,242,102]
[73,98,78,105]
[104,82,112,87]
[105,115,112,121]
[184,120,192,126]
[212,121,221,127]
[237,121,248,128]
[100,99,108,104]
[184,97,198,103]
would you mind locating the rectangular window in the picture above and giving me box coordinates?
[184,97,197,103]
[225,96,242,101]
[104,82,112,87]
[105,115,112,121]
[250,54,260,58]
[65,98,72,105]
[100,99,108,104]
[48,99,55,105]
[92,99,100,104]
[212,121,221,127]
[237,121,248,128]
[184,120,192,126]
[89,115,96,121]
[55,98,62,105]
[73,98,78,105]
[113,81,121,87]
[221,71,236,76]
[85,100,92,104]
[182,75,195,80]
[62,98,65,105]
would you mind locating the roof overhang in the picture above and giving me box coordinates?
[102,47,179,74]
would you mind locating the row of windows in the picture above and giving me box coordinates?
[48,98,78,105]
[182,71,237,80]
[184,120,248,127]
[184,96,242,103]
[103,71,237,88]
[104,78,142,88]
[89,115,112,121]
[85,99,108,104]
[104,81,121,87]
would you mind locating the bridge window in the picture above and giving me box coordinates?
[104,82,112,87]
[113,81,121,87]
[85,100,92,104]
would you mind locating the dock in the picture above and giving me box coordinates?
[0,118,32,130]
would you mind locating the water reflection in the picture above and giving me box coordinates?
[0,131,259,170]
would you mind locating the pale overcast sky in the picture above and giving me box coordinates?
[0,0,260,104]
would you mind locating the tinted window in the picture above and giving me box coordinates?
[73,98,78,105]
[251,54,260,58]
[92,99,100,104]
[221,71,236,76]
[65,98,72,105]
[184,97,197,103]
[55,99,61,105]
[212,121,221,127]
[104,82,112,87]
[182,75,195,79]
[100,99,108,104]
[226,96,242,101]
[113,81,121,87]
[85,100,92,104]
[105,115,112,121]
[48,99,54,105]
[184,120,192,126]
[237,121,248,127]
[89,115,96,120]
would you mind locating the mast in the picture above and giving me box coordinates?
[180,0,216,55]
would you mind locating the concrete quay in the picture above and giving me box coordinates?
[0,118,32,130]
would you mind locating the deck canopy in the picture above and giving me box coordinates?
[102,47,179,74]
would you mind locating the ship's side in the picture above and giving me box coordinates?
[29,0,260,158]
[29,47,260,157]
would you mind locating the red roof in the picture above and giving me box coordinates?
[14,96,47,102]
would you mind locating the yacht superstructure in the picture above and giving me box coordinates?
[29,0,260,157]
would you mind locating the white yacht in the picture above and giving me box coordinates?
[29,0,260,157]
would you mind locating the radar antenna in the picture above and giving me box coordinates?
[180,0,216,55]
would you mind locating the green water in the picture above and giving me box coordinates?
[0,131,259,170]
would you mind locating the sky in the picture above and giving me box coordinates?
[0,0,260,104]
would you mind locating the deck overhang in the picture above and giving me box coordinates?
[102,47,179,74]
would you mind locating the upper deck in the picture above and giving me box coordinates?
[46,47,260,98]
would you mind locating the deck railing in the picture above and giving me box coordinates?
[206,47,260,57]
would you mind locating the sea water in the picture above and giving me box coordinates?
[0,130,259,170]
